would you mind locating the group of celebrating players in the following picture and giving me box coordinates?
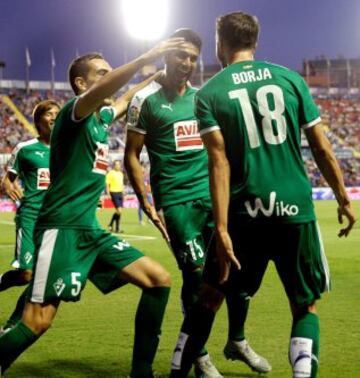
[0,10,356,378]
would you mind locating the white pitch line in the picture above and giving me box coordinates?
[0,221,156,240]
[0,220,15,226]
[113,233,157,241]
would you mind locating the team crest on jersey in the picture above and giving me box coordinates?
[37,168,50,190]
[173,120,203,151]
[128,105,140,125]
[92,142,109,175]
[53,278,66,297]
[24,252,32,265]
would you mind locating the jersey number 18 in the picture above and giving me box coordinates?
[229,84,287,149]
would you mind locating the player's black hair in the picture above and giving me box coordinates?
[170,28,202,51]
[216,12,259,51]
[68,52,104,94]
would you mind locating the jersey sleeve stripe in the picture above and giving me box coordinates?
[101,106,118,120]
[301,116,321,129]
[199,125,221,136]
[7,167,18,175]
[125,81,162,130]
[71,95,90,123]
[127,126,147,135]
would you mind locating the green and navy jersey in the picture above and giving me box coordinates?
[36,97,116,229]
[196,60,320,223]
[126,81,209,209]
[7,139,50,226]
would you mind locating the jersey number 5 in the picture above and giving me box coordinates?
[229,84,287,149]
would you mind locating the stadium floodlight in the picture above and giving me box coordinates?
[121,0,169,41]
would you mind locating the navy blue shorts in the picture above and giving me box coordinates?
[110,192,123,208]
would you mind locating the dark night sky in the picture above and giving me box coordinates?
[1,0,360,81]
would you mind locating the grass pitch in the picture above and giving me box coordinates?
[0,200,359,377]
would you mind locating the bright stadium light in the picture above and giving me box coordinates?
[121,0,169,41]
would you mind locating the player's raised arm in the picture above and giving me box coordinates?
[74,38,184,120]
[125,130,169,242]
[113,71,164,119]
[305,122,357,237]
[201,130,241,283]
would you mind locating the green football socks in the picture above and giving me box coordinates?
[3,287,29,330]
[130,286,170,378]
[0,321,38,373]
[170,303,216,377]
[181,269,208,357]
[226,292,250,341]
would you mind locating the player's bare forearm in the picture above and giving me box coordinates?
[124,134,149,209]
[125,156,148,207]
[305,123,357,235]
[75,39,184,119]
[209,154,230,233]
[306,124,349,205]
[202,132,240,279]
[202,131,230,232]
[75,58,148,120]
[114,71,163,119]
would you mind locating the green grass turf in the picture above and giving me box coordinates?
[0,200,359,377]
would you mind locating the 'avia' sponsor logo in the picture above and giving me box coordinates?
[245,191,299,218]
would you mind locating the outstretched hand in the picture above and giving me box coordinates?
[216,230,241,284]
[143,204,170,242]
[141,38,185,64]
[337,202,356,237]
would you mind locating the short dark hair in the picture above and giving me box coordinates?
[216,12,259,51]
[170,28,202,51]
[33,100,60,131]
[68,52,104,94]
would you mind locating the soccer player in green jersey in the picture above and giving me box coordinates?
[0,100,60,331]
[170,12,357,378]
[125,29,270,377]
[0,38,185,377]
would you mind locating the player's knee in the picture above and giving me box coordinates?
[19,269,32,284]
[199,284,224,312]
[152,268,171,287]
[23,312,53,335]
[36,317,53,335]
[291,301,317,318]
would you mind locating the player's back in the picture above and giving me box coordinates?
[196,61,320,223]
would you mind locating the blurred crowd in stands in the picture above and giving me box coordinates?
[0,89,359,189]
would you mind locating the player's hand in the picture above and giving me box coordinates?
[216,230,241,284]
[337,202,356,237]
[141,38,185,64]
[143,204,170,242]
[5,183,23,202]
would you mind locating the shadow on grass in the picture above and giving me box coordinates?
[218,371,260,378]
[7,360,263,378]
[6,359,127,378]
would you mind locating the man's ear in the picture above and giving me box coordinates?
[74,76,87,94]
